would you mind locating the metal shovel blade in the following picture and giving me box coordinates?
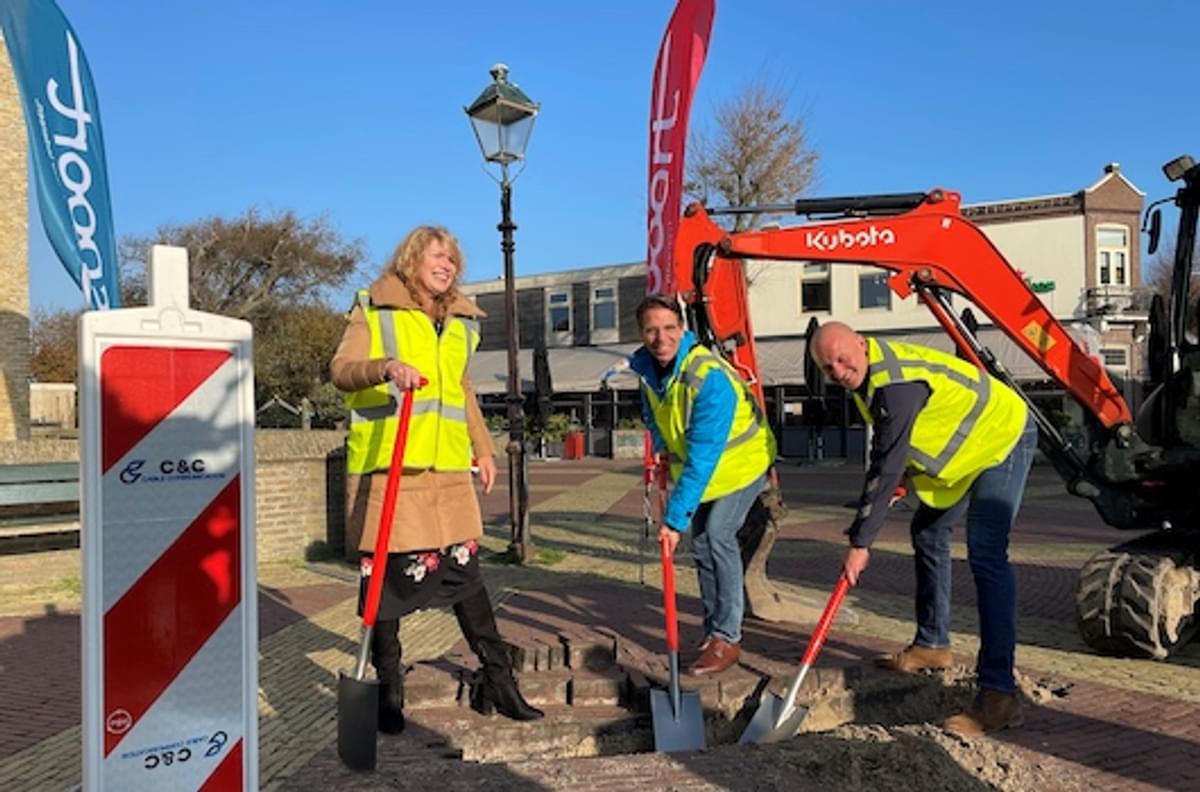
[738,694,809,745]
[337,670,379,771]
[650,687,707,752]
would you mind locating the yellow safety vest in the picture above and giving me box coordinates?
[643,345,776,502]
[852,338,1027,509]
[344,292,480,474]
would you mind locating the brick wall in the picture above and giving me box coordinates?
[0,43,31,442]
[253,430,347,561]
[0,430,349,562]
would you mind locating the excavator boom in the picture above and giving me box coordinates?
[673,192,1131,428]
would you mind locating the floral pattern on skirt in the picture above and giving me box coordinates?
[358,540,483,620]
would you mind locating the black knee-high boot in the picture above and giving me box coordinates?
[371,618,405,734]
[454,589,544,721]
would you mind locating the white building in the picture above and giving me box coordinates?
[462,164,1150,455]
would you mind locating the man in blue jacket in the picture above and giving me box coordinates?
[630,295,776,675]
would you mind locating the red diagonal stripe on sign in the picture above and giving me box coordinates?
[199,738,243,792]
[103,476,241,756]
[101,346,232,473]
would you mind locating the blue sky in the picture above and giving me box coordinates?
[24,0,1199,311]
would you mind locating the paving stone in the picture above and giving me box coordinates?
[568,670,624,706]
[513,670,572,706]
[623,669,651,714]
[559,630,617,671]
[405,660,466,709]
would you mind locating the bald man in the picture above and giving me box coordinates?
[809,322,1037,736]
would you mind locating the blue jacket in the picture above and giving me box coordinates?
[630,331,737,531]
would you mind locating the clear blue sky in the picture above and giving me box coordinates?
[25,0,1199,311]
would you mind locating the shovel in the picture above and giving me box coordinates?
[337,382,420,771]
[739,574,851,744]
[639,432,654,586]
[650,533,707,752]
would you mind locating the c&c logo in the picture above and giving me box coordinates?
[119,459,145,484]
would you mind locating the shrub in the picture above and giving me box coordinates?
[540,412,573,442]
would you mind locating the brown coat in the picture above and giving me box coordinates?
[330,271,495,554]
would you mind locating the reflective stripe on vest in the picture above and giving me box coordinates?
[644,345,775,503]
[344,291,479,474]
[852,338,1026,508]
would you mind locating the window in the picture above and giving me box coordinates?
[801,263,831,313]
[589,283,618,343]
[858,269,891,310]
[1097,225,1129,287]
[546,290,571,344]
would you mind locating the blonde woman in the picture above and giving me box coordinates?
[330,225,542,736]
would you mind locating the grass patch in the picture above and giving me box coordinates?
[58,576,81,595]
[483,547,567,567]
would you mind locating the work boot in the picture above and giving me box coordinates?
[371,619,406,735]
[943,689,1024,736]
[688,637,740,676]
[874,644,953,673]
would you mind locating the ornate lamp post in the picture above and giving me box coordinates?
[465,64,540,562]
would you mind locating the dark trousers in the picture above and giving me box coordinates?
[909,417,1037,694]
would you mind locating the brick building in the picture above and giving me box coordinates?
[0,41,31,441]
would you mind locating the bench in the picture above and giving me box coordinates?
[0,462,81,553]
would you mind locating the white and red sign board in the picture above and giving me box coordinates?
[79,247,257,791]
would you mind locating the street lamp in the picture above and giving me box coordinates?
[465,63,540,563]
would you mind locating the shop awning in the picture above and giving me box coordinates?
[468,325,1088,395]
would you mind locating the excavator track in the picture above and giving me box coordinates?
[1075,536,1199,659]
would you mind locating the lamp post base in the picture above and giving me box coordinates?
[506,439,534,564]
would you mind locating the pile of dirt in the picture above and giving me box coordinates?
[742,723,1090,792]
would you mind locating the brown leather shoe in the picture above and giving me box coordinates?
[874,644,953,673]
[696,636,712,652]
[689,637,740,676]
[943,689,1023,736]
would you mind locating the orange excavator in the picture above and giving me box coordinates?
[672,154,1200,660]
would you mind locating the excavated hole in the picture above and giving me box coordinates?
[440,665,1075,792]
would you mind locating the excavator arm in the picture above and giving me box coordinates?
[672,189,1164,529]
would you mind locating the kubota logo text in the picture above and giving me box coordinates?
[805,226,896,252]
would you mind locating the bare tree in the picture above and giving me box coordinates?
[685,79,819,232]
[1144,238,1200,298]
[120,208,365,320]
[1143,237,1200,340]
[31,307,83,383]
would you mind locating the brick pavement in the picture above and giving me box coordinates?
[0,583,350,763]
[1,457,1198,791]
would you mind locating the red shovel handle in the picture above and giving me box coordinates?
[660,534,679,652]
[799,574,851,667]
[643,431,654,485]
[361,380,424,628]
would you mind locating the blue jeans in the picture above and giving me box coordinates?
[909,417,1036,694]
[690,473,766,644]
